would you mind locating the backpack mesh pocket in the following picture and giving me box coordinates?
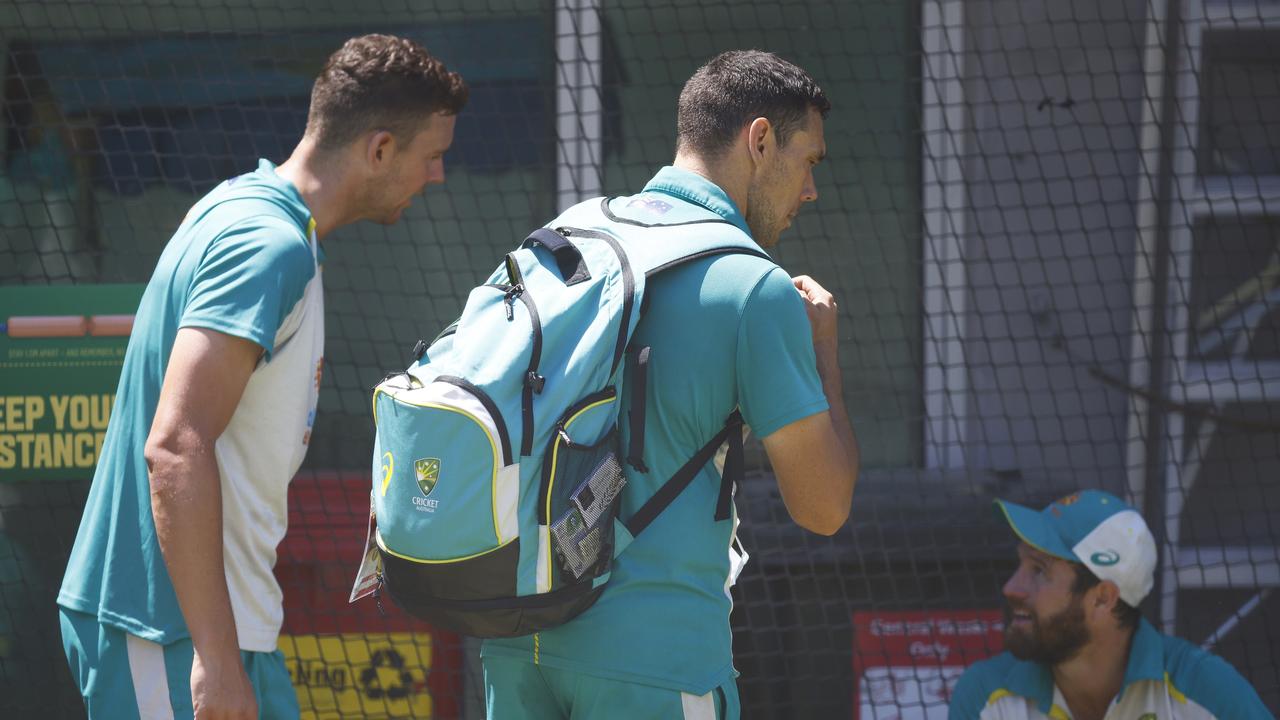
[551,447,626,580]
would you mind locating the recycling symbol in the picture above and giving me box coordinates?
[360,648,414,700]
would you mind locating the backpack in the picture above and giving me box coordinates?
[358,196,770,638]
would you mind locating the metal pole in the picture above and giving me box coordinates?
[555,0,603,213]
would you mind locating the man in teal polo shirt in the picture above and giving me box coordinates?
[482,50,860,719]
[57,36,467,719]
[950,490,1273,720]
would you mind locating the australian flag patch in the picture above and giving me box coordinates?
[627,196,673,215]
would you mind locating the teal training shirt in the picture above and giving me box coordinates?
[949,618,1275,719]
[58,160,321,648]
[483,166,829,694]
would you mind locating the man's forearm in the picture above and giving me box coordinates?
[814,338,860,491]
[149,444,241,659]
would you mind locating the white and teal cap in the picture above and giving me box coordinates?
[994,490,1157,606]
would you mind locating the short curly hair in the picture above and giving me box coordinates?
[306,34,468,151]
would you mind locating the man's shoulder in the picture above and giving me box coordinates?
[956,651,1023,693]
[181,173,310,244]
[177,183,315,278]
[1158,631,1273,718]
[950,653,1031,719]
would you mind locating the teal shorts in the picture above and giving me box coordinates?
[483,655,740,720]
[59,607,300,719]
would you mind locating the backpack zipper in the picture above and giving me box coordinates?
[537,387,619,526]
[555,226,634,377]
[483,281,545,457]
[503,284,524,321]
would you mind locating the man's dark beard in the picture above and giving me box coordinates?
[1003,597,1090,665]
[744,160,784,248]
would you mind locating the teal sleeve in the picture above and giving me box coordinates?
[735,267,828,438]
[948,664,995,720]
[180,219,314,358]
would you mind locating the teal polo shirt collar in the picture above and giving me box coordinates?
[1002,656,1057,715]
[999,617,1166,714]
[240,159,311,227]
[1119,618,1165,690]
[642,166,752,237]
[250,158,324,262]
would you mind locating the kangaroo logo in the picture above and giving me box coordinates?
[1091,550,1121,566]
[415,458,440,497]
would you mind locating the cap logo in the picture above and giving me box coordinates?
[1091,550,1121,566]
[1056,492,1081,506]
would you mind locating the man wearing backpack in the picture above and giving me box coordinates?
[56,35,467,719]
[482,50,859,719]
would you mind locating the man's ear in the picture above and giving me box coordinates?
[1091,580,1122,620]
[366,130,395,169]
[746,117,773,166]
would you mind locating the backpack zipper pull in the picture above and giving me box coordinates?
[504,284,524,321]
[556,421,573,447]
[504,252,524,285]
[373,571,387,618]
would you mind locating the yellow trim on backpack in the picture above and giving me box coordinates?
[375,528,515,564]
[542,394,618,588]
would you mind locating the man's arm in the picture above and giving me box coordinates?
[144,326,261,720]
[760,275,858,536]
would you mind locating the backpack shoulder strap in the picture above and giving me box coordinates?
[548,195,764,540]
[623,410,744,538]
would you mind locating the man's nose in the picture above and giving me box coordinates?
[1002,570,1028,601]
[800,171,818,203]
[427,160,446,186]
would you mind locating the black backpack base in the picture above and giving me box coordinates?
[379,541,607,638]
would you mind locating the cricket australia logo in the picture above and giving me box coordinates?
[415,458,440,497]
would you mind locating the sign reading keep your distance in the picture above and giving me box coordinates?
[0,284,143,481]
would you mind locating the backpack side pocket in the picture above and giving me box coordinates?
[537,388,625,592]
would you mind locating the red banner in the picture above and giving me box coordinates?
[276,471,462,719]
[852,609,1004,719]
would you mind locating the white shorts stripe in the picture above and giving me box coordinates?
[680,689,716,720]
[125,634,175,720]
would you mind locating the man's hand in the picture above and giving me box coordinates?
[792,274,838,346]
[191,648,257,720]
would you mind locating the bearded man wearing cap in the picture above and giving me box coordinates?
[948,490,1273,720]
